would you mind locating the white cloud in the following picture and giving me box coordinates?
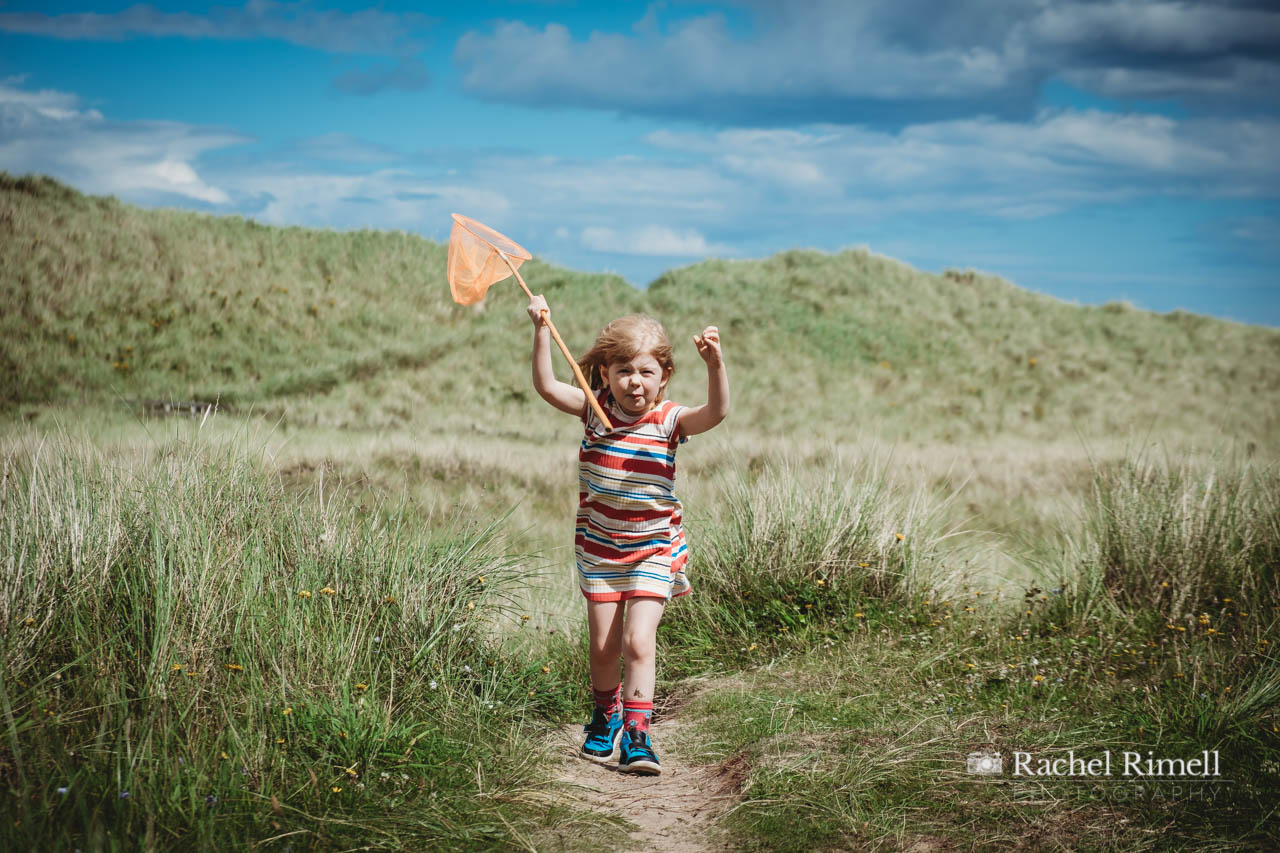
[0,80,240,205]
[647,108,1280,215]
[454,1,1280,121]
[581,225,732,257]
[1027,1,1280,54]
[1063,59,1280,100]
[244,170,510,230]
[0,1,432,56]
[456,9,1021,113]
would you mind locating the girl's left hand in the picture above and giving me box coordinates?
[693,326,723,367]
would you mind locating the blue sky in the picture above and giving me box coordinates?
[2,1,1278,325]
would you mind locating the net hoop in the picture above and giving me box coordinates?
[447,213,532,306]
[451,213,532,261]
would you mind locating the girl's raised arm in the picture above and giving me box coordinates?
[528,295,588,418]
[677,325,729,437]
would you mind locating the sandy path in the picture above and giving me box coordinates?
[553,712,742,853]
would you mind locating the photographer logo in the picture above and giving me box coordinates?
[967,751,1003,775]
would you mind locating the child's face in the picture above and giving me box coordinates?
[600,353,668,415]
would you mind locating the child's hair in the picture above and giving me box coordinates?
[577,314,675,400]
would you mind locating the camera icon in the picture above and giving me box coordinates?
[967,751,1003,775]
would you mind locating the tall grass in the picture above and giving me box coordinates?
[1052,453,1280,741]
[1084,455,1279,626]
[0,436,598,850]
[674,452,1280,851]
[662,456,957,676]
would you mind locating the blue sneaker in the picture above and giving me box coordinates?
[580,707,623,764]
[617,724,661,775]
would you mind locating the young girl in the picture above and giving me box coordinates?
[526,294,729,775]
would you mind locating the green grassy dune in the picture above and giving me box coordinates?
[4,172,1278,448]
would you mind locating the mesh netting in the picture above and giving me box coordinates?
[446,213,532,306]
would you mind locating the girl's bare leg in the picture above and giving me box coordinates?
[585,600,625,691]
[621,598,666,702]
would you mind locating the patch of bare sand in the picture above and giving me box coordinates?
[554,715,742,853]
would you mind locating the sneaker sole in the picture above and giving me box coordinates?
[617,758,661,775]
[578,747,616,765]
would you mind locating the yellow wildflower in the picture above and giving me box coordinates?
[282,707,293,716]
[225,664,243,672]
[354,683,368,691]
[320,587,336,596]
[298,590,312,599]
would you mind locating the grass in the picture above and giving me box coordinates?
[0,432,605,851]
[662,456,960,678]
[667,452,1280,852]
[3,173,1279,849]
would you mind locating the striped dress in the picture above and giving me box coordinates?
[576,391,691,602]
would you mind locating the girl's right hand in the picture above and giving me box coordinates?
[527,294,549,327]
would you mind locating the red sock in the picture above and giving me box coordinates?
[623,700,653,733]
[592,683,621,716]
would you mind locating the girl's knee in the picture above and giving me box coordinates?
[622,630,655,663]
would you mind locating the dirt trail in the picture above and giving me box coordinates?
[553,710,742,853]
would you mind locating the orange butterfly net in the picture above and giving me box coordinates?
[446,213,612,430]
[447,214,532,306]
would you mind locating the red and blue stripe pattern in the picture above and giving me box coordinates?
[576,394,691,602]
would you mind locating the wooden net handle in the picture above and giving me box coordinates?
[496,252,614,432]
